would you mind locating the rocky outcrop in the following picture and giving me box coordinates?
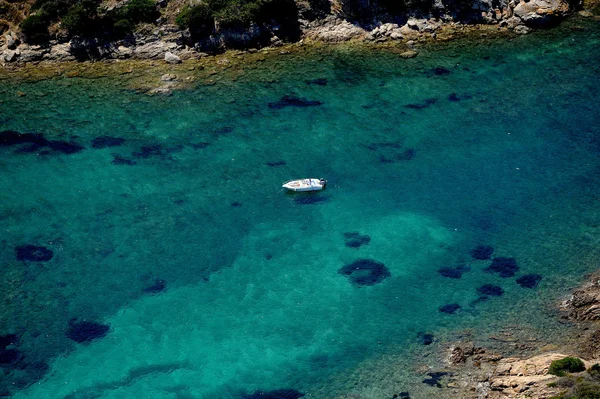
[561,271,600,321]
[164,51,181,64]
[304,18,366,42]
[0,0,581,64]
[513,0,571,26]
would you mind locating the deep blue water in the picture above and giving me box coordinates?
[1,18,600,399]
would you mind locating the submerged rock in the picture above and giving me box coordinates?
[439,303,461,314]
[112,155,137,165]
[477,284,504,297]
[418,332,434,345]
[143,279,166,294]
[0,334,19,349]
[0,348,22,365]
[306,78,328,86]
[268,95,322,109]
[422,371,450,387]
[65,320,110,343]
[91,136,125,149]
[15,245,53,262]
[242,389,304,399]
[343,232,371,248]
[486,257,519,278]
[266,160,287,167]
[438,264,470,279]
[471,245,494,260]
[516,274,542,288]
[425,67,451,77]
[338,259,391,286]
[0,130,84,154]
[404,98,437,109]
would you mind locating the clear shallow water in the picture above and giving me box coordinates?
[1,19,600,399]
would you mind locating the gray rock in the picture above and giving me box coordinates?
[161,73,177,81]
[149,86,173,96]
[134,42,166,59]
[3,50,17,62]
[5,32,18,50]
[116,45,133,59]
[43,44,76,61]
[399,50,418,58]
[513,0,570,27]
[164,51,182,64]
[500,16,525,29]
[514,24,532,34]
[18,45,46,62]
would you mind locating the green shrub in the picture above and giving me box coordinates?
[589,364,600,379]
[549,357,586,377]
[20,14,50,43]
[121,0,158,24]
[61,0,99,36]
[176,4,213,35]
[574,381,600,398]
[32,0,77,20]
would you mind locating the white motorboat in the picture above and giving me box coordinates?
[282,178,327,192]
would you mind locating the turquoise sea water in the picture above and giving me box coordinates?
[1,18,600,398]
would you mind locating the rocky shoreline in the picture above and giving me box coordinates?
[1,0,598,68]
[418,271,600,398]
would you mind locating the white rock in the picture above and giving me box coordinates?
[3,50,17,62]
[164,51,182,64]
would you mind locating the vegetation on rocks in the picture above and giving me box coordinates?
[548,357,587,377]
[175,0,300,40]
[549,364,600,399]
[19,0,158,43]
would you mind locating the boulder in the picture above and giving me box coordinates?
[43,44,76,62]
[116,46,133,59]
[3,50,17,62]
[161,73,178,82]
[5,32,18,50]
[513,0,570,27]
[561,271,600,321]
[133,42,166,59]
[305,20,365,42]
[164,51,181,64]
[399,50,418,58]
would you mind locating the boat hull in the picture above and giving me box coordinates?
[282,178,326,192]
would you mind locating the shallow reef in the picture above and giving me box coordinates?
[268,95,323,109]
[439,303,461,314]
[516,273,542,288]
[438,264,470,279]
[0,130,84,154]
[422,371,451,387]
[471,245,494,260]
[477,284,504,297]
[417,332,434,345]
[112,154,137,165]
[343,232,371,248]
[485,257,519,278]
[338,259,391,286]
[91,136,125,149]
[266,160,287,167]
[404,98,437,109]
[15,245,54,262]
[306,78,328,86]
[143,279,167,294]
[65,320,110,343]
